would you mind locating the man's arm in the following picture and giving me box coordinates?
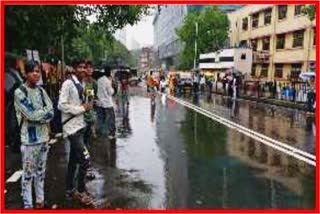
[14,88,52,122]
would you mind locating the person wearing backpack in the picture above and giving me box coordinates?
[58,58,94,205]
[5,56,24,150]
[14,60,54,209]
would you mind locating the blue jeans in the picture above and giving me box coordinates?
[21,143,49,208]
[96,107,116,136]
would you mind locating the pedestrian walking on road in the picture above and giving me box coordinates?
[14,60,54,209]
[232,74,237,100]
[58,58,95,205]
[192,71,200,94]
[96,66,116,139]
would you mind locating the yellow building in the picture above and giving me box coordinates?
[228,4,316,82]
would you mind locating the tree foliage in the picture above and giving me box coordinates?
[5,5,152,64]
[176,6,229,69]
[302,5,316,21]
[70,24,136,66]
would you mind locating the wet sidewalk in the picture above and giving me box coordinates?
[213,90,314,113]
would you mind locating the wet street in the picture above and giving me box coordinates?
[4,87,315,209]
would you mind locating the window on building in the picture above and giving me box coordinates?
[240,40,248,47]
[251,64,256,76]
[252,13,259,28]
[278,5,287,20]
[264,9,272,25]
[242,17,248,30]
[276,34,286,49]
[275,64,283,78]
[262,37,270,51]
[293,30,304,47]
[199,58,215,63]
[261,64,268,77]
[219,57,234,62]
[294,5,304,16]
[241,53,246,60]
[251,39,257,51]
[314,27,316,46]
[291,64,302,79]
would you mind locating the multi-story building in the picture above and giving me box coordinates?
[138,47,153,74]
[228,4,316,81]
[153,5,243,70]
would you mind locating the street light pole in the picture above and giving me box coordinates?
[194,21,198,69]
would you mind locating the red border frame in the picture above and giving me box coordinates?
[1,1,319,213]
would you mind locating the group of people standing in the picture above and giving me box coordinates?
[13,58,118,208]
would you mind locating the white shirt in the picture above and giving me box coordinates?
[200,77,206,85]
[97,76,114,108]
[58,75,86,137]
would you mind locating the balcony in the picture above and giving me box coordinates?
[253,51,270,63]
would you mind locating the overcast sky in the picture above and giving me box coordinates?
[88,9,154,50]
[126,14,154,50]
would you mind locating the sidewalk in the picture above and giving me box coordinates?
[211,91,315,114]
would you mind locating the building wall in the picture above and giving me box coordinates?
[153,5,187,60]
[228,4,316,81]
[199,48,252,74]
[154,5,244,68]
[234,49,253,74]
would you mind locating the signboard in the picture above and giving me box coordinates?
[26,49,40,62]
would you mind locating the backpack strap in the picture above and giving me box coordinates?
[61,77,83,126]
[38,87,47,108]
[70,77,84,103]
[18,85,28,130]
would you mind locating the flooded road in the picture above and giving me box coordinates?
[4,89,315,209]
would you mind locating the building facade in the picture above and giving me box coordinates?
[153,5,188,69]
[153,5,243,70]
[228,4,316,81]
[199,48,253,75]
[138,47,153,74]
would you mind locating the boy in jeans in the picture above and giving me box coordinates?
[58,59,94,205]
[14,60,54,209]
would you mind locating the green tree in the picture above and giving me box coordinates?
[5,5,152,61]
[302,5,316,21]
[70,24,134,66]
[176,6,229,69]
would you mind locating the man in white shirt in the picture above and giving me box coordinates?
[96,66,116,139]
[58,59,94,205]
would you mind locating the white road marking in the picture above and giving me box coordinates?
[165,94,316,167]
[6,170,23,183]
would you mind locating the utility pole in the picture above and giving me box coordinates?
[194,22,198,69]
[61,35,64,81]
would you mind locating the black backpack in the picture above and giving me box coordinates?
[8,85,46,153]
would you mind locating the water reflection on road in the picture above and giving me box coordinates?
[113,92,315,209]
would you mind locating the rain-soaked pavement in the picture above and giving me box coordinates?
[4,87,315,209]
